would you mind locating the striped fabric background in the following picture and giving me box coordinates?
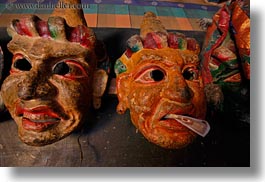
[0,0,220,31]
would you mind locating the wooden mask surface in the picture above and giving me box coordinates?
[1,11,108,146]
[115,12,209,149]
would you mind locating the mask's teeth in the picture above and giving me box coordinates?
[164,114,210,137]
[31,118,59,123]
[23,112,59,123]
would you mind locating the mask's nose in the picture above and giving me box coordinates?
[17,71,57,100]
[161,76,194,103]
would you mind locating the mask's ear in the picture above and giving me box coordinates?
[0,46,3,83]
[0,92,5,112]
[204,83,224,110]
[116,73,131,114]
[0,47,6,113]
[92,69,108,109]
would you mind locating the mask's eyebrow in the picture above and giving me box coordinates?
[8,36,92,62]
[138,50,187,67]
[139,54,163,61]
[180,52,200,66]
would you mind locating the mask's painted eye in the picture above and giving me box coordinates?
[11,54,32,73]
[53,60,88,80]
[182,66,199,81]
[53,62,70,75]
[135,66,165,84]
[150,69,165,81]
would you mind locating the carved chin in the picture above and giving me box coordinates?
[130,99,200,149]
[132,116,197,149]
[144,127,196,149]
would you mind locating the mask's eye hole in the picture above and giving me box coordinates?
[14,58,32,71]
[11,54,32,73]
[150,69,164,81]
[53,62,70,75]
[53,60,88,80]
[182,67,199,81]
[135,66,166,84]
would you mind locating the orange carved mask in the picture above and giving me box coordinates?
[115,12,209,149]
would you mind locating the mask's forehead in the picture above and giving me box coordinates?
[132,48,185,66]
[115,30,200,76]
[8,35,93,63]
[117,48,199,74]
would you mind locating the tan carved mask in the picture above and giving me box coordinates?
[115,12,209,149]
[1,13,108,146]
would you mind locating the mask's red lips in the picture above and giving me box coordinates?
[15,105,61,132]
[149,98,198,133]
[163,114,210,137]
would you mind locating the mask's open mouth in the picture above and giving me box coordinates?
[16,105,61,132]
[22,117,60,132]
[162,114,210,137]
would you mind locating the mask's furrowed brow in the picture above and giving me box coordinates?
[8,36,93,63]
